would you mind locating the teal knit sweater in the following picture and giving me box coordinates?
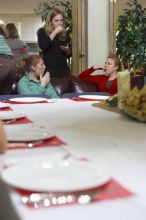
[0,35,13,55]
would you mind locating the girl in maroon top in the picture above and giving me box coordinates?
[79,55,121,95]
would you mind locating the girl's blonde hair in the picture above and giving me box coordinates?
[18,54,42,77]
[44,8,65,40]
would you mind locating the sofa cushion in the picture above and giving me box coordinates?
[11,76,99,96]
[50,78,71,96]
[131,75,144,90]
[71,76,98,93]
[51,76,98,96]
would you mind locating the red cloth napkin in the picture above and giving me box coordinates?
[70,98,93,102]
[3,117,32,125]
[7,136,66,150]
[0,107,13,111]
[15,178,134,208]
[70,98,101,102]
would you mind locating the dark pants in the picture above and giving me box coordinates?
[0,54,16,94]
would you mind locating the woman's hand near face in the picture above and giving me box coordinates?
[50,25,64,40]
[40,72,50,87]
[93,65,105,70]
[54,25,64,34]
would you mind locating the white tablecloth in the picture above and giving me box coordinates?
[0,99,146,220]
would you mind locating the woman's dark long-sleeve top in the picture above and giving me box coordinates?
[37,27,72,78]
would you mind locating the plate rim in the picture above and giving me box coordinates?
[0,102,10,108]
[4,124,55,142]
[9,97,48,103]
[7,132,54,142]
[78,95,109,100]
[0,111,25,120]
[1,160,110,192]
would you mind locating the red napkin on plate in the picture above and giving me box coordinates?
[3,117,32,125]
[70,98,91,102]
[70,98,99,102]
[7,136,66,150]
[0,107,13,111]
[15,178,134,208]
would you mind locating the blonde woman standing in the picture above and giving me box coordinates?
[37,8,72,78]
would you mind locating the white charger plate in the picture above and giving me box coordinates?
[4,124,55,142]
[1,159,110,192]
[0,102,10,108]
[78,95,109,100]
[0,111,24,121]
[9,97,49,103]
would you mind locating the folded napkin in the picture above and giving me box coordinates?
[7,136,66,150]
[15,178,134,208]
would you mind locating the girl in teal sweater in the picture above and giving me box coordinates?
[17,54,59,98]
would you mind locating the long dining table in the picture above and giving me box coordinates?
[0,97,146,220]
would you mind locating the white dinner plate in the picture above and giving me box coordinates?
[0,111,24,121]
[78,95,110,100]
[1,159,110,192]
[0,102,10,108]
[4,124,55,142]
[9,97,49,103]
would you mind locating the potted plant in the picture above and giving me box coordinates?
[116,0,146,75]
[33,0,72,35]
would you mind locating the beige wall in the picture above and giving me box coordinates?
[0,14,42,42]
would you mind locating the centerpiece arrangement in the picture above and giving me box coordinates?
[105,85,146,122]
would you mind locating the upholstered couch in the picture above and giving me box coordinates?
[1,74,144,96]
[50,76,98,96]
[9,76,98,96]
[130,75,144,90]
[51,75,144,96]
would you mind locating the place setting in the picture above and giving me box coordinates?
[4,124,66,150]
[70,94,110,102]
[1,97,55,105]
[1,156,134,209]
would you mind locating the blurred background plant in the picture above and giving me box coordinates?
[34,0,72,35]
[116,0,146,74]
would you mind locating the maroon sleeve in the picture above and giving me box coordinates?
[79,66,95,79]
